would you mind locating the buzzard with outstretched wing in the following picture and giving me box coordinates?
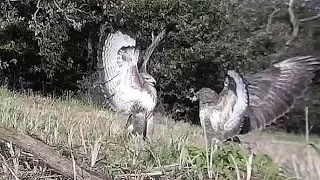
[193,55,320,144]
[96,24,174,140]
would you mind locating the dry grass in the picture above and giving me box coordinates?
[241,109,320,180]
[241,133,320,180]
[0,87,317,179]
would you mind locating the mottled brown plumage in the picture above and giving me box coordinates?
[194,70,249,144]
[193,55,320,144]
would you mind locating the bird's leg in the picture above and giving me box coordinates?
[143,112,154,143]
[125,114,133,133]
[142,113,148,140]
[204,130,222,152]
[211,138,220,152]
[126,114,133,127]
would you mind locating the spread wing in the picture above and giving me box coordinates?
[222,70,249,139]
[97,30,141,98]
[240,55,320,134]
[140,28,167,74]
[119,47,144,90]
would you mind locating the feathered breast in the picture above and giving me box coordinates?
[201,91,237,131]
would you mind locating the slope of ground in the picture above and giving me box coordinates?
[0,88,318,179]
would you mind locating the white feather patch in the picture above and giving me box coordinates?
[223,70,248,130]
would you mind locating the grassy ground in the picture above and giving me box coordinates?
[240,131,320,180]
[0,88,318,179]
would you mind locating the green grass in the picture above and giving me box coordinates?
[0,87,310,179]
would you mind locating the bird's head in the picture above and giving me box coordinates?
[190,87,218,103]
[142,73,156,86]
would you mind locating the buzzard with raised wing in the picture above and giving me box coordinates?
[96,24,174,140]
[192,55,320,145]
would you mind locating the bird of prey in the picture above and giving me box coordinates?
[96,24,174,140]
[192,55,320,145]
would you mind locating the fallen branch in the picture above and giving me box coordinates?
[0,125,107,180]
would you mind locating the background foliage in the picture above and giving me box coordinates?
[1,0,320,133]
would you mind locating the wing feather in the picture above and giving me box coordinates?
[97,31,137,98]
[119,47,144,90]
[140,23,177,74]
[222,70,249,139]
[240,55,320,134]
